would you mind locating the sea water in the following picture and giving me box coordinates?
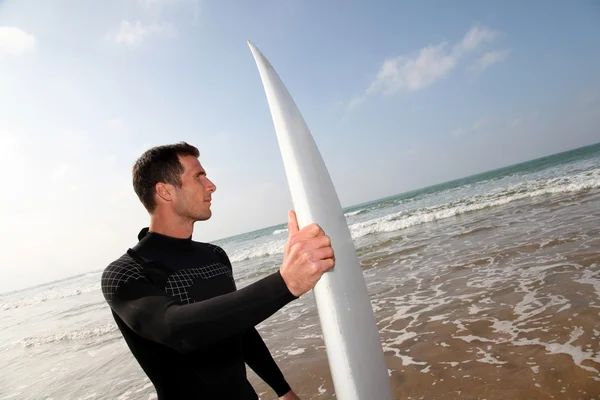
[2,143,600,399]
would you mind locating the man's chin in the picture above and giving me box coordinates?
[195,211,212,221]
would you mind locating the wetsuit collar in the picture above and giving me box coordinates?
[137,227,193,251]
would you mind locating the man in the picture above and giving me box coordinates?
[101,142,335,399]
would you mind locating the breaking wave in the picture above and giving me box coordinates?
[18,323,118,348]
[226,168,600,261]
[1,283,100,312]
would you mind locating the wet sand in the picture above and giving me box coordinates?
[249,191,600,399]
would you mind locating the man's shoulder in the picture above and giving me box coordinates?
[101,252,147,303]
[189,240,227,255]
[201,242,227,255]
[102,252,145,275]
[192,241,231,267]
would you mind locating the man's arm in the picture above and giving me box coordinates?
[243,327,291,397]
[212,245,294,396]
[212,244,292,396]
[103,212,334,356]
[102,259,296,354]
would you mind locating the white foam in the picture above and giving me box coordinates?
[134,383,153,393]
[348,168,600,239]
[454,335,495,344]
[287,348,305,356]
[439,362,460,367]
[557,303,571,313]
[489,324,600,374]
[228,238,286,262]
[271,228,288,235]
[398,354,426,366]
[453,320,467,332]
[298,323,318,330]
[1,283,100,311]
[1,393,23,399]
[118,390,135,400]
[513,337,598,373]
[468,304,490,315]
[19,323,118,347]
[344,208,366,217]
[297,334,322,340]
[574,267,600,300]
[429,313,451,322]
[475,347,506,365]
[387,331,418,346]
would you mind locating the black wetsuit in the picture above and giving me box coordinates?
[101,228,297,399]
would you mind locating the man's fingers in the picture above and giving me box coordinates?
[299,223,324,239]
[290,235,332,253]
[314,234,331,249]
[313,246,335,261]
[287,210,300,237]
[318,257,335,271]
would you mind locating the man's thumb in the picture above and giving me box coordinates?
[287,210,299,237]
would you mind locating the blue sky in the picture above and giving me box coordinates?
[0,0,599,292]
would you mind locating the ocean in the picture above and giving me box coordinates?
[2,142,600,400]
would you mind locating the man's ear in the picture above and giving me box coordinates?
[155,182,173,203]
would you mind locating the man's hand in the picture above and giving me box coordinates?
[279,390,301,400]
[280,210,335,297]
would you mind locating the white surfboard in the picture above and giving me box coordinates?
[248,41,393,400]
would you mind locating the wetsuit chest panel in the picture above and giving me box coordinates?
[166,265,235,303]
[131,242,237,304]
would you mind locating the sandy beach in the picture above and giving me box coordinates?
[250,189,600,399]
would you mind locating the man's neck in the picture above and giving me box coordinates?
[149,211,194,239]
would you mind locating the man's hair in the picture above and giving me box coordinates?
[132,141,200,212]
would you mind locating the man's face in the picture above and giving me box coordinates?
[172,155,216,222]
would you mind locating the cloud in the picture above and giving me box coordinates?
[366,43,457,95]
[193,0,202,24]
[108,0,198,46]
[351,24,505,109]
[348,96,366,110]
[0,26,36,56]
[142,0,184,13]
[451,116,489,138]
[139,0,201,24]
[451,127,467,138]
[473,117,489,130]
[468,49,511,75]
[113,20,173,45]
[507,112,539,129]
[453,24,499,55]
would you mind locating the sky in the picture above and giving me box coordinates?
[0,0,599,293]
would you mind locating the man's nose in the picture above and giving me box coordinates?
[206,178,216,193]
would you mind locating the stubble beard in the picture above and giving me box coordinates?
[175,198,211,223]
